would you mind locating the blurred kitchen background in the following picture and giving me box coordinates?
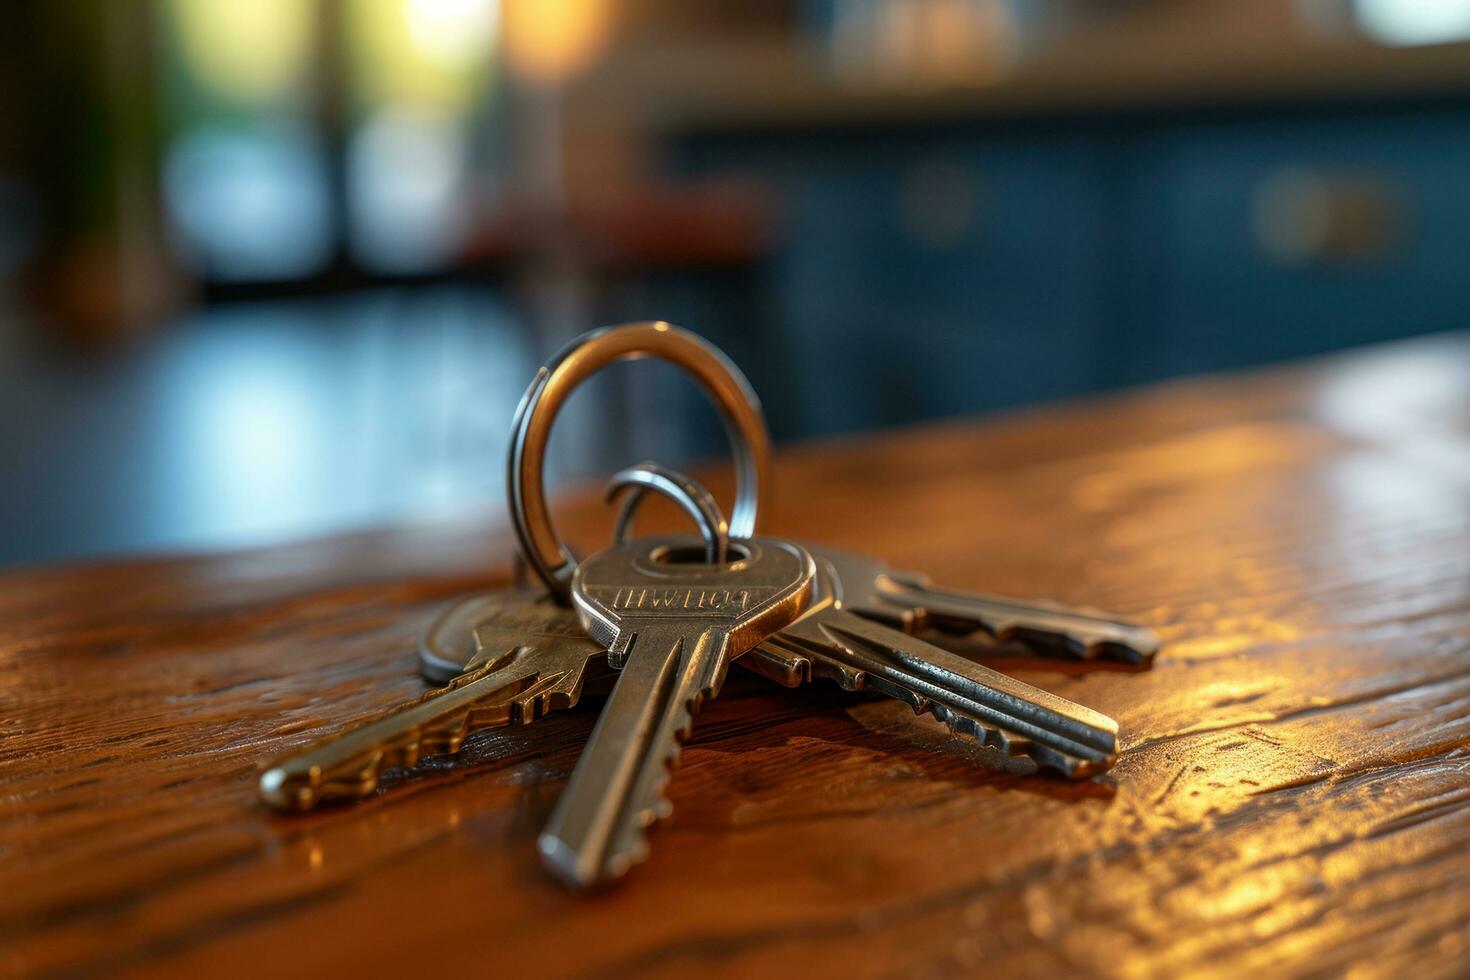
[3,0,1469,566]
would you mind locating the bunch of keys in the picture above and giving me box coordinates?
[260,322,1160,889]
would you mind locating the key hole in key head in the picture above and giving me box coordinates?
[650,542,752,566]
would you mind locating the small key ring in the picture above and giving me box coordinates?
[607,462,730,565]
[507,321,771,601]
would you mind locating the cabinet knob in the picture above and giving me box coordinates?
[1253,169,1407,265]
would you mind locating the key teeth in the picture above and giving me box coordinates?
[992,621,1160,665]
[1095,627,1162,665]
[748,638,817,688]
[1084,640,1156,666]
[259,766,313,811]
[812,620,1117,780]
[783,631,864,691]
[824,663,869,691]
[509,676,577,725]
[878,572,1161,666]
[927,702,1111,778]
[262,666,584,812]
[600,683,712,884]
[265,721,467,811]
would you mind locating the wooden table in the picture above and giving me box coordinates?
[6,334,1470,978]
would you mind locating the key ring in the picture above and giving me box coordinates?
[507,321,771,601]
[605,462,730,565]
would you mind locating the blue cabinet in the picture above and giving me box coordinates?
[1133,113,1470,377]
[684,135,1111,435]
[671,107,1470,438]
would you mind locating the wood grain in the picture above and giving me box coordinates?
[5,334,1470,979]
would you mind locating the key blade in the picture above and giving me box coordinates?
[777,603,1119,778]
[260,641,594,811]
[538,624,729,888]
[874,572,1161,665]
[546,534,815,887]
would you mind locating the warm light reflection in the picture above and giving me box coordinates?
[1315,350,1470,445]
[1191,868,1291,921]
[1070,424,1320,514]
[1315,352,1470,592]
[501,0,611,85]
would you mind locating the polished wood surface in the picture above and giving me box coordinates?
[6,334,1470,978]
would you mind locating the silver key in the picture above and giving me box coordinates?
[811,545,1160,664]
[539,533,815,888]
[609,481,1156,665]
[744,557,1119,778]
[604,467,1122,775]
[260,588,607,811]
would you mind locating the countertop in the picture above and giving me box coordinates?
[6,332,1470,977]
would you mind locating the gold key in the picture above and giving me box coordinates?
[259,588,607,811]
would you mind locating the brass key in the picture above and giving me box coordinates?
[259,588,607,811]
